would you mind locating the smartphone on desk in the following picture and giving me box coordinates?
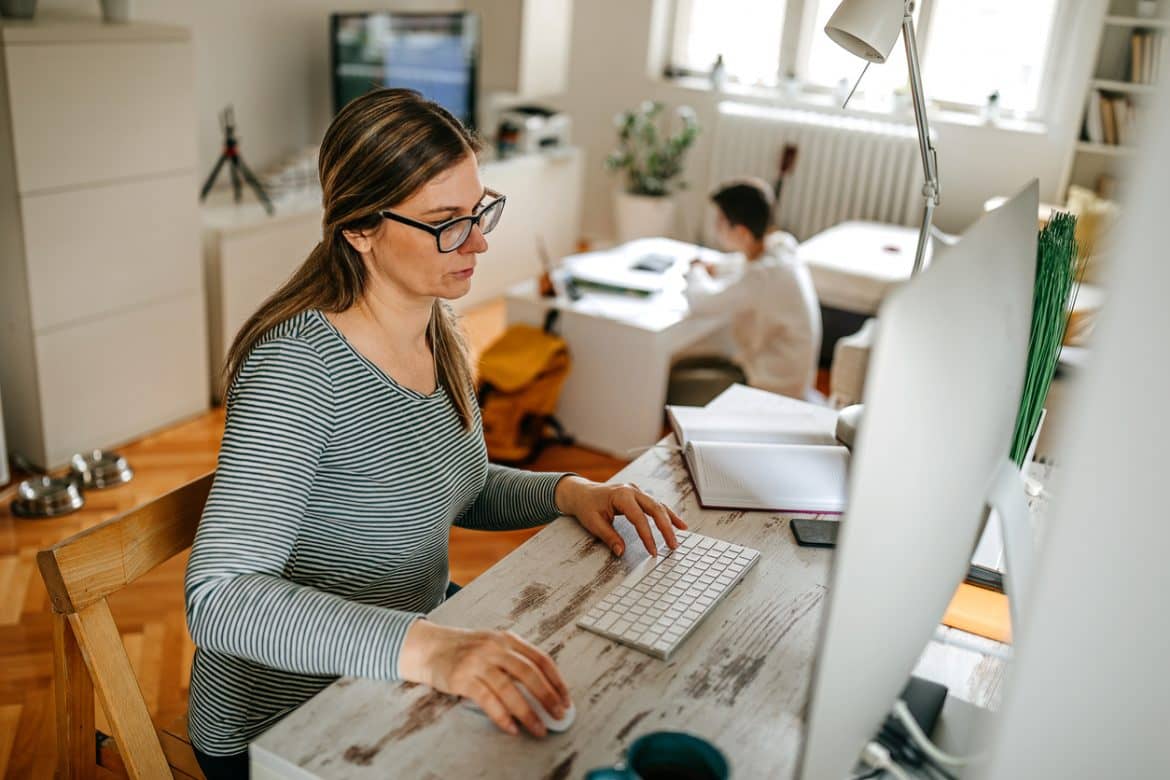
[790,517,839,548]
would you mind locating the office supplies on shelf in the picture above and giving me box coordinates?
[667,405,849,513]
[577,530,760,659]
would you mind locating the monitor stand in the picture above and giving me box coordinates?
[860,459,1034,777]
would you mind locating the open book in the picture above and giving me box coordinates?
[667,404,850,513]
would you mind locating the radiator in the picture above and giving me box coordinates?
[708,102,925,241]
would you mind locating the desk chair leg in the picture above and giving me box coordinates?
[53,613,96,780]
[67,601,172,779]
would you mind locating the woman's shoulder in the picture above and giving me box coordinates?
[232,310,337,396]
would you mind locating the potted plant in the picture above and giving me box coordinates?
[606,101,699,242]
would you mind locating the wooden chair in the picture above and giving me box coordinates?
[37,472,214,780]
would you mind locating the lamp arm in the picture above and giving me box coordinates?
[901,5,940,275]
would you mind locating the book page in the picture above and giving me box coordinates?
[704,384,839,429]
[691,441,849,513]
[668,405,836,448]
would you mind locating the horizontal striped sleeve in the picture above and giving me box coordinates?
[184,337,421,681]
[455,464,569,531]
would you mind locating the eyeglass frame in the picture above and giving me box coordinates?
[379,187,506,253]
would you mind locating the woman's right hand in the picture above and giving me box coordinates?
[398,619,571,738]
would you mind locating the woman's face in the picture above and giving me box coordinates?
[347,152,490,302]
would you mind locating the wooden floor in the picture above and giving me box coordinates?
[0,299,629,778]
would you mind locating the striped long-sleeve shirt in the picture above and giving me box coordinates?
[184,309,567,756]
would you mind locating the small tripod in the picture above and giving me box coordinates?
[199,105,274,215]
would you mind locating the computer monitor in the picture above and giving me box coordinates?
[798,181,1039,779]
[331,12,479,129]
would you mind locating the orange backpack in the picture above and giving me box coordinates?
[477,313,573,463]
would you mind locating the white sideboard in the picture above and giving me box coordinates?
[202,147,583,400]
[0,19,208,468]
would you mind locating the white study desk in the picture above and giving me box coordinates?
[251,385,1007,779]
[505,238,732,458]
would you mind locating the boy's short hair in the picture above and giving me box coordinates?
[711,177,775,240]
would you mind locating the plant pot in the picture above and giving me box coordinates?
[0,0,37,19]
[614,190,676,243]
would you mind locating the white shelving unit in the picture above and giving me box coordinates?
[1065,1,1166,194]
[0,18,208,468]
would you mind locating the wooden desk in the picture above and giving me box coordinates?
[251,388,1006,779]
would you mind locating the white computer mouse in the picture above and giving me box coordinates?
[463,682,576,733]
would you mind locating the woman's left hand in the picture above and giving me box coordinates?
[554,476,688,558]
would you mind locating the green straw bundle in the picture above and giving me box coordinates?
[1010,211,1080,466]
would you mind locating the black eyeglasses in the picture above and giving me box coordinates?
[380,188,506,253]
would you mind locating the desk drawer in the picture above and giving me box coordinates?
[23,173,200,331]
[5,39,195,193]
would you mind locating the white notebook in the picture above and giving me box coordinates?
[667,404,850,513]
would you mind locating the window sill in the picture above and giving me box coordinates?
[661,76,1048,137]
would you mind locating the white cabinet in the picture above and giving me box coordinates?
[0,19,207,469]
[201,148,584,400]
[467,0,574,98]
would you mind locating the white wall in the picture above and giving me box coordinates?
[37,0,460,179]
[34,0,1104,238]
[558,0,1108,239]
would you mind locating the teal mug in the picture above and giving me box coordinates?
[586,731,730,780]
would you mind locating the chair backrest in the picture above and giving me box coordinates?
[37,472,214,780]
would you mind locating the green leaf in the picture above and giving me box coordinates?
[604,100,700,194]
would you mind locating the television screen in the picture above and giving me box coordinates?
[331,12,478,129]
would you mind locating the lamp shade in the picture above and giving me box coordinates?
[824,0,905,63]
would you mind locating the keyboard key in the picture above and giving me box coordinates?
[596,613,620,631]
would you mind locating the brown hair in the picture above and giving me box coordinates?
[223,88,481,429]
[711,177,775,240]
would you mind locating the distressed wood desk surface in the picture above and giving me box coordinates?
[252,389,1007,779]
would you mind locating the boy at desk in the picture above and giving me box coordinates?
[684,177,822,400]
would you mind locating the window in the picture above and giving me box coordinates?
[667,0,1065,118]
[922,0,1059,115]
[801,0,921,97]
[670,0,788,85]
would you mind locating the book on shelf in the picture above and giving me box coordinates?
[1113,96,1130,146]
[666,403,850,513]
[1100,93,1117,145]
[1156,31,1165,83]
[1133,30,1145,83]
[1092,92,1136,147]
[1130,29,1164,84]
[1085,89,1104,144]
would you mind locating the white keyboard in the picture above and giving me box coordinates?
[577,530,760,659]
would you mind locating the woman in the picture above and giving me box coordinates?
[184,88,686,779]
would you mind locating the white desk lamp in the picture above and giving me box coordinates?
[825,0,939,447]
